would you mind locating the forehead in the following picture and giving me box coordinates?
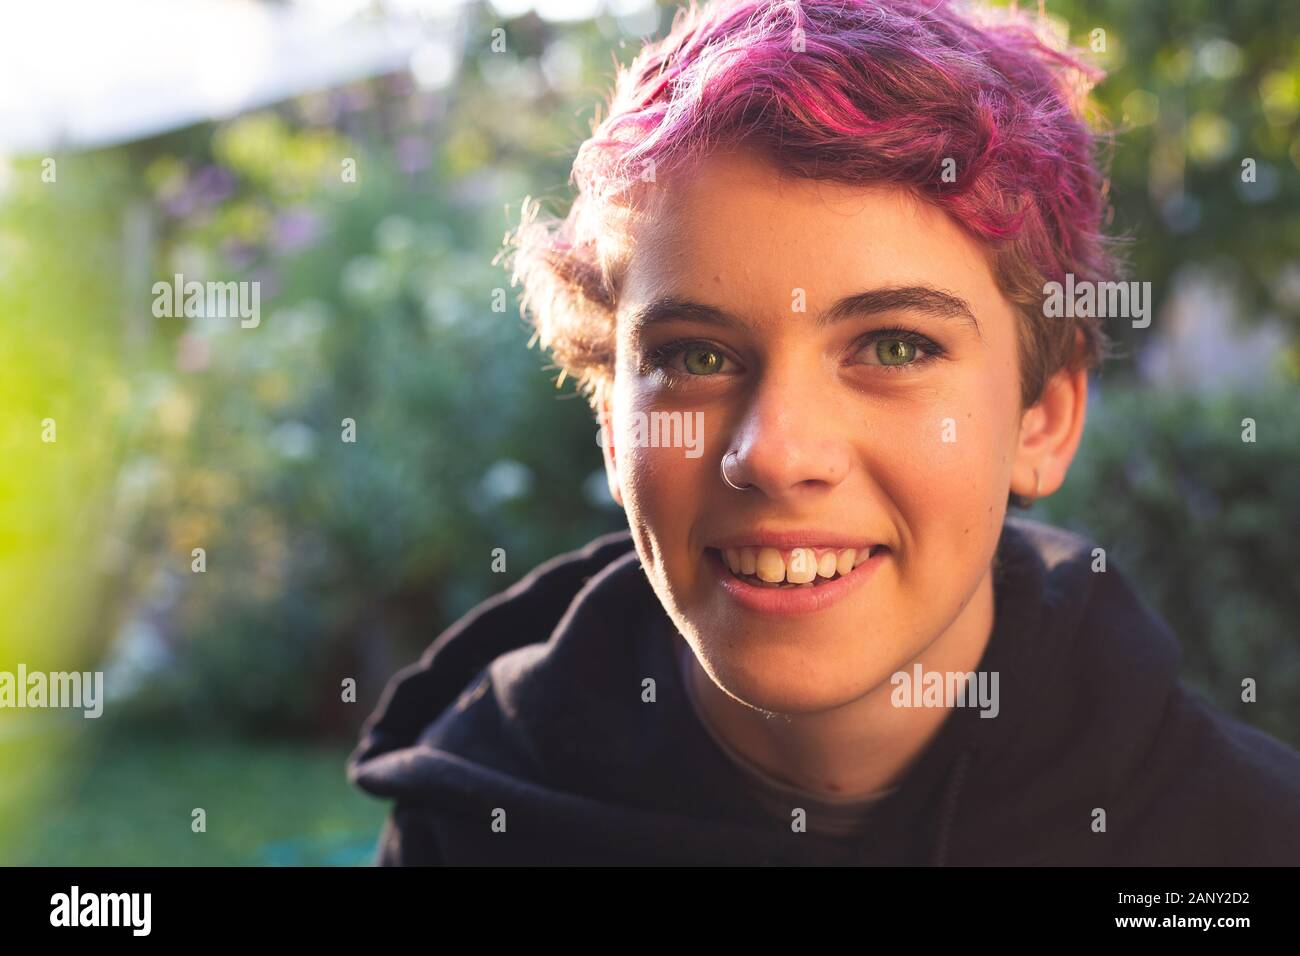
[618,149,1006,326]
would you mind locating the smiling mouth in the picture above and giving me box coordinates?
[710,545,889,588]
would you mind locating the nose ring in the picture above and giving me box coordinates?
[721,451,752,491]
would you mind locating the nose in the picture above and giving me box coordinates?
[723,367,853,500]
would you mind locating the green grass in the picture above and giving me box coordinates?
[0,723,387,865]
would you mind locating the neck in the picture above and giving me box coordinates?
[685,562,996,799]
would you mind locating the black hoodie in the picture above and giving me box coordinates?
[348,516,1300,865]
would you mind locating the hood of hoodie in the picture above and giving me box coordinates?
[349,517,1186,865]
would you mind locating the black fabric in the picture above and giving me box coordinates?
[347,517,1300,865]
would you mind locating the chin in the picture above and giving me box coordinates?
[686,615,896,716]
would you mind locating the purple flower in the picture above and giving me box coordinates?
[191,165,237,207]
[162,190,196,219]
[222,239,260,272]
[335,85,373,113]
[271,208,325,255]
[161,164,237,219]
[396,135,432,174]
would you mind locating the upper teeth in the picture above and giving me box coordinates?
[722,546,873,584]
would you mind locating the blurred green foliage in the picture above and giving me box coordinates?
[1043,0,1300,373]
[111,101,627,737]
[1034,384,1300,747]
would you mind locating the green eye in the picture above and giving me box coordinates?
[683,347,724,375]
[876,339,916,366]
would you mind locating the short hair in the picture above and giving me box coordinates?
[501,0,1119,412]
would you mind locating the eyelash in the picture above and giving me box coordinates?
[640,328,945,380]
[640,339,737,381]
[853,327,946,371]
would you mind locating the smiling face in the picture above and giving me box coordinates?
[599,149,1071,716]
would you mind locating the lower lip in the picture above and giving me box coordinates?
[705,547,889,617]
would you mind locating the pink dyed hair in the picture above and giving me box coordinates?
[501,0,1118,409]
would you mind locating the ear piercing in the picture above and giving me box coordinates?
[1023,467,1041,507]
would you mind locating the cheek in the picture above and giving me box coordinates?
[613,403,713,576]
[620,443,698,512]
[613,368,718,517]
[865,376,1016,561]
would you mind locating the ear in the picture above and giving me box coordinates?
[1012,348,1088,502]
[598,393,625,508]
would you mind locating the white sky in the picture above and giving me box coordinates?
[0,0,652,154]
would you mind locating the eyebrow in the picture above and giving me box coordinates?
[625,285,981,338]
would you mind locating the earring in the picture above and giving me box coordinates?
[1026,467,1041,506]
[1011,468,1041,509]
[721,451,752,491]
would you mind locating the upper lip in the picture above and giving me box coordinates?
[708,529,883,551]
